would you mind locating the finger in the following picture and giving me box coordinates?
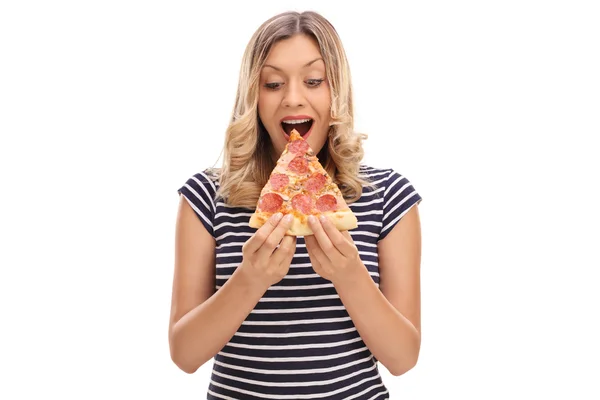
[279,236,297,268]
[256,214,294,261]
[305,234,330,268]
[271,235,296,267]
[305,236,329,279]
[306,249,323,275]
[318,215,356,257]
[244,212,283,254]
[307,215,341,259]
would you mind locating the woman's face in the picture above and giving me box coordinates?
[258,34,332,159]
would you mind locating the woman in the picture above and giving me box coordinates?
[170,10,423,400]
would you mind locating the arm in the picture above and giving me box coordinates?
[333,205,422,376]
[168,198,295,373]
[168,196,262,373]
[305,205,422,376]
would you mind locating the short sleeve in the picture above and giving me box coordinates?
[379,169,423,241]
[177,170,218,237]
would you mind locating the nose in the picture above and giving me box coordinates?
[281,81,305,108]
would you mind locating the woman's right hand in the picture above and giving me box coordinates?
[238,213,297,291]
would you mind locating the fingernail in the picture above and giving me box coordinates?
[273,212,283,221]
[284,214,293,223]
[308,215,316,224]
[319,215,327,223]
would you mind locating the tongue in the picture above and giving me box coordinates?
[283,120,312,136]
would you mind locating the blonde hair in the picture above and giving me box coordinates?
[214,10,373,208]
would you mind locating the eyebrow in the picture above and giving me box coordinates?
[263,57,324,72]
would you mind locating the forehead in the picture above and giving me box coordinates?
[263,34,324,71]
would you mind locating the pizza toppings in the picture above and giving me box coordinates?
[269,173,289,191]
[291,193,313,215]
[316,194,338,212]
[258,192,283,213]
[248,128,358,235]
[288,155,309,174]
[304,172,327,193]
[288,139,310,154]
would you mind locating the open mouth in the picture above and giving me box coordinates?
[281,118,314,139]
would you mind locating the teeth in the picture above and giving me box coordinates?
[282,118,312,124]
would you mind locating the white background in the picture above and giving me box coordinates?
[1,0,599,398]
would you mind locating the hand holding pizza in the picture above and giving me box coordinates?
[239,212,297,292]
[304,214,364,285]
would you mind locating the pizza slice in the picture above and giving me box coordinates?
[249,129,358,236]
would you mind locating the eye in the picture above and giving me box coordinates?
[306,78,325,88]
[264,82,283,90]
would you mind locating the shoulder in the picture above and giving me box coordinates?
[359,164,423,241]
[176,167,223,235]
[358,164,395,185]
[178,168,221,196]
[359,164,420,192]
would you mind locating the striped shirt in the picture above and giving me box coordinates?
[177,165,423,400]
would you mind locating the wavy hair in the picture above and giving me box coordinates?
[214,10,374,208]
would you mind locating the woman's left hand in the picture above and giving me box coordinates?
[305,215,364,284]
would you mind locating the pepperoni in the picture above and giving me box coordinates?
[291,194,313,215]
[304,173,327,193]
[258,192,283,213]
[288,139,309,154]
[316,194,337,212]
[288,156,309,174]
[269,173,289,191]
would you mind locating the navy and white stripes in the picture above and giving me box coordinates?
[177,165,422,400]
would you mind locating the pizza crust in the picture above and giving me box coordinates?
[248,212,268,231]
[249,209,357,236]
